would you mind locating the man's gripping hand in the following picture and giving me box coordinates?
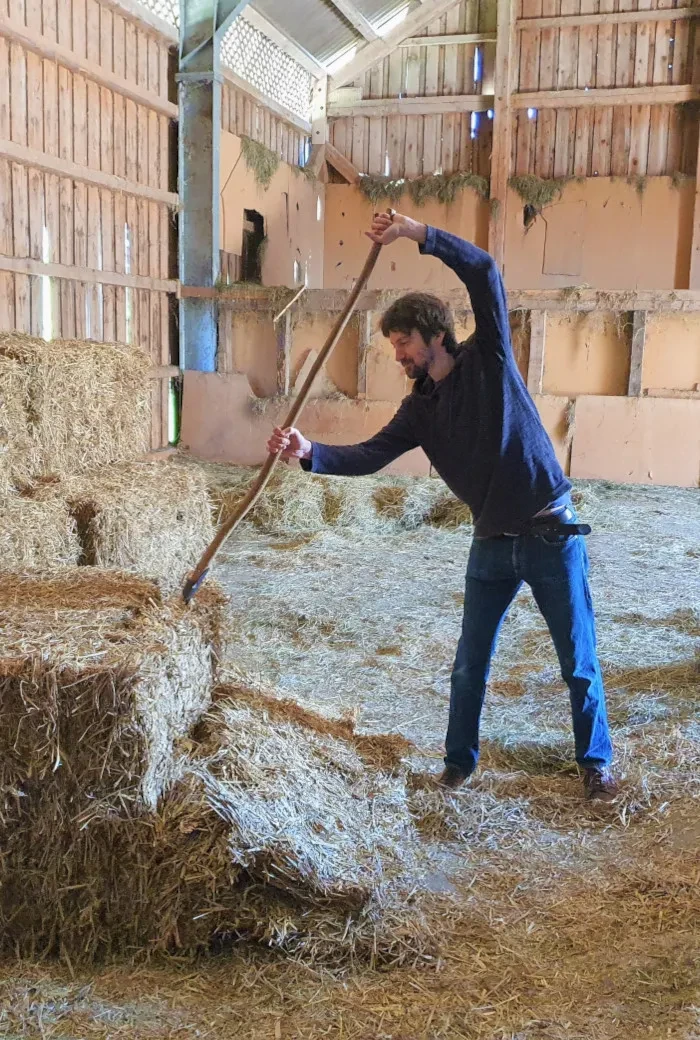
[267,426,312,461]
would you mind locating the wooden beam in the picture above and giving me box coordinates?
[690,130,700,290]
[149,365,181,379]
[0,256,177,293]
[307,143,327,178]
[0,12,178,119]
[513,84,699,109]
[0,138,179,206]
[328,93,494,117]
[241,8,327,78]
[324,141,361,183]
[330,0,464,90]
[357,310,373,398]
[400,32,497,46]
[311,76,329,150]
[488,0,517,270]
[527,311,547,394]
[328,0,379,41]
[222,69,312,134]
[213,287,700,313]
[517,6,699,30]
[644,387,700,399]
[276,310,292,396]
[628,311,647,396]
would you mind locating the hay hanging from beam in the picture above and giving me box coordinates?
[0,333,151,489]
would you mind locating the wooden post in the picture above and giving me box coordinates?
[488,0,517,271]
[628,310,646,396]
[357,310,373,398]
[311,75,328,150]
[527,309,546,395]
[276,310,292,396]
[690,136,700,288]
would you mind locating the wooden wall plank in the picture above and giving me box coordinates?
[100,3,113,72]
[10,42,28,146]
[422,113,440,173]
[73,72,88,166]
[0,38,9,140]
[58,174,75,336]
[404,113,422,176]
[0,159,12,256]
[26,50,44,152]
[647,0,672,174]
[553,0,579,177]
[73,180,87,337]
[57,65,72,161]
[517,0,542,175]
[535,0,557,176]
[386,113,405,176]
[367,116,385,174]
[41,58,58,160]
[41,0,57,41]
[72,0,86,59]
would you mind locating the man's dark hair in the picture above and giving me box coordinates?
[380,292,461,357]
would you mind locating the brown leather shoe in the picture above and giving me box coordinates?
[436,765,469,791]
[583,767,619,802]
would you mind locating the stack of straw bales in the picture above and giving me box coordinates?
[0,334,214,584]
[0,589,429,965]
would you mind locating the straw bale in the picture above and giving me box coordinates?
[56,460,215,591]
[0,332,151,486]
[0,355,31,493]
[0,493,79,568]
[0,569,221,815]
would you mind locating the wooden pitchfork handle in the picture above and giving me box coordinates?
[183,234,385,603]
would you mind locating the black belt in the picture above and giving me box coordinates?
[527,514,591,538]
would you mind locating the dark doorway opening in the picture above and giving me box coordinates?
[241,209,265,283]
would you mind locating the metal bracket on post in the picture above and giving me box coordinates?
[178,0,251,372]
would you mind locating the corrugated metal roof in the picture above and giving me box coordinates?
[351,0,420,30]
[251,0,361,64]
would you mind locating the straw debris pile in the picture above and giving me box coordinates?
[0,332,151,490]
[177,457,472,535]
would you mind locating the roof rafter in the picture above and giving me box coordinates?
[329,0,463,89]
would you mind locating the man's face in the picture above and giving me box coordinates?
[388,329,439,380]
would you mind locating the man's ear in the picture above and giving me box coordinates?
[431,330,446,350]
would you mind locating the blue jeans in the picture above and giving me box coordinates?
[446,524,613,775]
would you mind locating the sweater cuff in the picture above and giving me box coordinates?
[299,443,326,474]
[418,225,438,256]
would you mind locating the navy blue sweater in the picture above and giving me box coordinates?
[304,227,571,538]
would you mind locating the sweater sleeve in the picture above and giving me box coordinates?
[301,398,418,476]
[420,226,512,362]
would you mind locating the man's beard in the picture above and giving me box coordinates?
[402,360,429,380]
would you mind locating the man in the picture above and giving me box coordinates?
[267,211,617,802]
